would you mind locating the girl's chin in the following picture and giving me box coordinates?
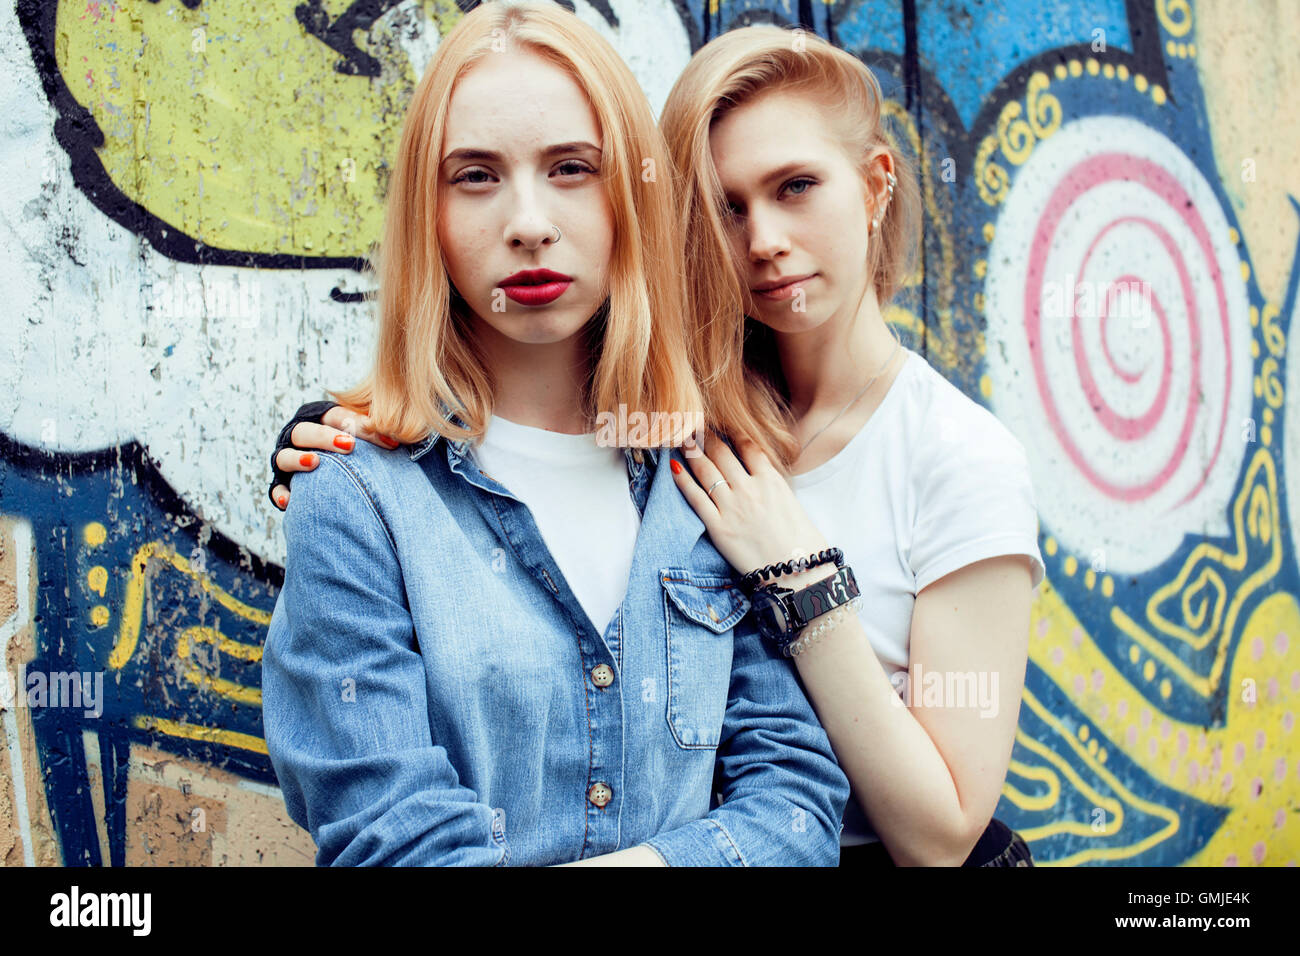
[489,315,596,346]
[747,303,837,333]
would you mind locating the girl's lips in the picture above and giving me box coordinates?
[753,274,816,302]
[500,280,572,306]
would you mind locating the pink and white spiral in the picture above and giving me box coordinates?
[985,118,1251,573]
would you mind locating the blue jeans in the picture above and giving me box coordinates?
[838,818,1034,867]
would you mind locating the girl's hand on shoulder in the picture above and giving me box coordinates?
[669,431,829,579]
[269,404,401,512]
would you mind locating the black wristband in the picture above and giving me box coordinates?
[740,547,844,593]
[267,400,339,507]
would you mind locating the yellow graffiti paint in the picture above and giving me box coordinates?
[1122,450,1284,698]
[132,714,268,756]
[1009,688,1182,863]
[58,0,464,258]
[87,565,107,596]
[1156,0,1193,39]
[109,540,271,671]
[177,625,263,707]
[1030,576,1300,864]
[1183,593,1300,864]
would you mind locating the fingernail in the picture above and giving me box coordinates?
[333,434,355,451]
[378,434,400,448]
[275,493,288,509]
[300,452,317,467]
[670,458,682,475]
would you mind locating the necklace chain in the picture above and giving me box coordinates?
[798,327,903,454]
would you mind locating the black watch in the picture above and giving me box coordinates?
[750,566,860,655]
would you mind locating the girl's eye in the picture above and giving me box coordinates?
[781,177,816,198]
[451,167,494,185]
[553,160,596,177]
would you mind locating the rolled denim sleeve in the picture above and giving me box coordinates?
[642,618,849,866]
[262,453,506,866]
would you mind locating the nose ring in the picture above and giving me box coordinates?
[550,225,562,243]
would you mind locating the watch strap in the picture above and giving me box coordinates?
[787,566,860,629]
[753,566,859,653]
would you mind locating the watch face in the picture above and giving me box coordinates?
[751,589,789,641]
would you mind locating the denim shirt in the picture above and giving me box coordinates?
[262,410,848,866]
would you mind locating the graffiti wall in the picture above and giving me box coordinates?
[1,0,1296,866]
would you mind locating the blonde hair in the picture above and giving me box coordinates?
[660,25,921,471]
[330,1,703,448]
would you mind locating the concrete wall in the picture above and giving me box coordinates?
[1,0,1296,866]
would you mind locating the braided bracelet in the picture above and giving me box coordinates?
[788,595,864,658]
[741,547,844,593]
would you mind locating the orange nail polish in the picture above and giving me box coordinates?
[670,459,682,475]
[275,493,288,509]
[300,452,316,467]
[378,434,399,448]
[334,434,355,451]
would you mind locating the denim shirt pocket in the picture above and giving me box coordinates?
[659,569,749,750]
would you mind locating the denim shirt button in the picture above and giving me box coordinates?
[591,664,615,688]
[587,783,612,808]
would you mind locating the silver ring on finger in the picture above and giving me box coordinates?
[706,478,729,498]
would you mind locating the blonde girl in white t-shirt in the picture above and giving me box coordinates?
[658,26,1045,866]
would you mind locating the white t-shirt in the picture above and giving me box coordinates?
[790,346,1046,844]
[473,414,641,637]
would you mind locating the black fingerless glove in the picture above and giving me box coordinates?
[267,400,338,508]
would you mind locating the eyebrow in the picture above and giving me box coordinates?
[440,141,602,169]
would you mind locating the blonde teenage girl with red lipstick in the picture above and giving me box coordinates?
[258,3,847,867]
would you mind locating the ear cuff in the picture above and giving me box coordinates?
[871,170,897,234]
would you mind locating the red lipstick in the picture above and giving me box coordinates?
[498,269,574,306]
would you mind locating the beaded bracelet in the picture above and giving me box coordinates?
[740,547,844,594]
[787,595,864,658]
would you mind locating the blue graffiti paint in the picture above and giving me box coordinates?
[0,437,280,865]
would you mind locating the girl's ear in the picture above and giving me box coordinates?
[860,147,896,227]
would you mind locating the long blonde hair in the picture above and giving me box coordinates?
[660,25,921,471]
[331,1,703,448]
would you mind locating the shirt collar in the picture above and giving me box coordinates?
[407,402,664,470]
[408,401,470,462]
